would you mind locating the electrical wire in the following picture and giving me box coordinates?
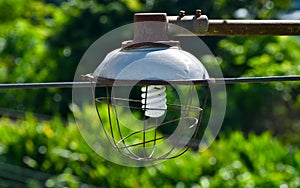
[0,75,300,89]
[0,82,89,89]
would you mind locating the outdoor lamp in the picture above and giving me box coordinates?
[1,10,300,163]
[83,13,209,161]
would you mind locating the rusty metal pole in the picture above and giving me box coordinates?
[206,20,300,36]
[168,13,300,36]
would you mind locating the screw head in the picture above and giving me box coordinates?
[195,9,202,17]
[179,10,185,17]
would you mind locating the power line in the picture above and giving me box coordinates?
[0,82,90,89]
[207,75,300,84]
[0,75,300,89]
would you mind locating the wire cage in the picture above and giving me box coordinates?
[85,77,209,161]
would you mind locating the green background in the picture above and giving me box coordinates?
[0,0,300,187]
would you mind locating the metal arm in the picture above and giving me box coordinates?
[167,11,300,36]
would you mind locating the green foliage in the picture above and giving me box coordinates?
[1,1,300,186]
[0,0,142,116]
[0,112,300,187]
[0,0,70,115]
[218,36,300,143]
[0,0,26,22]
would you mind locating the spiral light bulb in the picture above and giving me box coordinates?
[141,85,167,118]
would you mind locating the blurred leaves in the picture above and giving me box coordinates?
[218,35,300,143]
[1,0,300,186]
[0,112,300,187]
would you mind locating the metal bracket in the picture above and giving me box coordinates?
[168,13,209,36]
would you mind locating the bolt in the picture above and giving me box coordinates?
[195,9,202,17]
[179,10,185,18]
